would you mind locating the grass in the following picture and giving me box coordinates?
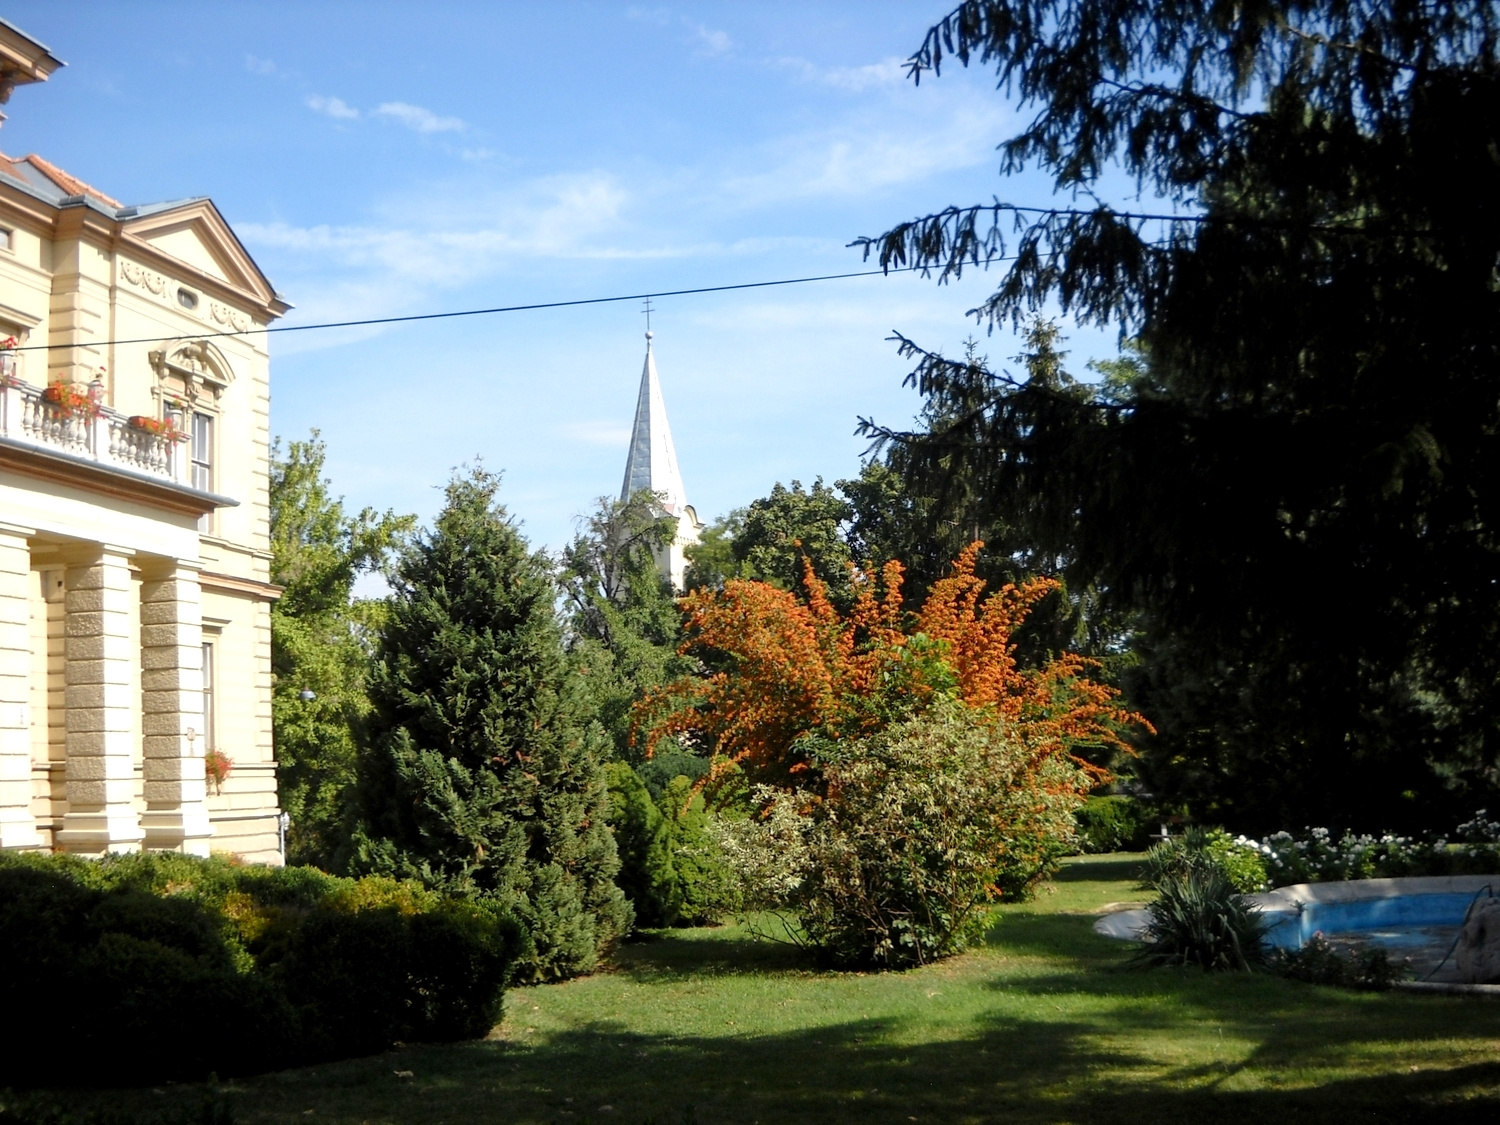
[39,854,1500,1124]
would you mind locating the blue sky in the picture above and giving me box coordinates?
[3,2,1120,551]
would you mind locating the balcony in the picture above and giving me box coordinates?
[0,377,189,487]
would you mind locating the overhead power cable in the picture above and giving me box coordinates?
[11,263,944,353]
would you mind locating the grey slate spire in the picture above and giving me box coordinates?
[618,330,701,589]
[620,331,689,516]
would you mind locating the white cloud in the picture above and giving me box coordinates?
[374,102,466,134]
[559,421,633,447]
[244,54,278,77]
[823,58,908,92]
[688,22,731,56]
[237,172,642,352]
[244,173,638,276]
[306,94,359,120]
[779,56,909,92]
[240,79,1010,360]
[624,5,672,25]
[623,9,729,58]
[720,101,1009,207]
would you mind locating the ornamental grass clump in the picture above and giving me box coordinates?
[1132,863,1268,972]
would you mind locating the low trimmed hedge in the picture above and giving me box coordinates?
[0,852,524,1087]
[1074,795,1157,854]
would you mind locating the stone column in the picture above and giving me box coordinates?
[0,524,40,850]
[139,562,210,855]
[57,547,143,854]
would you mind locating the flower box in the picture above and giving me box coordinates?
[205,749,233,794]
[127,414,187,441]
[0,338,18,386]
[43,381,103,421]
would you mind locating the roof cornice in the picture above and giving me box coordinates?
[0,20,64,94]
[0,438,238,518]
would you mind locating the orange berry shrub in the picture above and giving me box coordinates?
[635,544,1149,968]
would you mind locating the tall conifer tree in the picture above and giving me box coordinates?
[344,468,630,982]
[859,1,1500,830]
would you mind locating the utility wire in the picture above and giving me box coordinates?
[12,263,943,353]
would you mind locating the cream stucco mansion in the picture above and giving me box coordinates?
[0,22,286,863]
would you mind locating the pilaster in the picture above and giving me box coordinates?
[0,524,40,850]
[56,546,142,854]
[138,562,210,855]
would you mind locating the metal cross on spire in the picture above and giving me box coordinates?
[642,296,653,336]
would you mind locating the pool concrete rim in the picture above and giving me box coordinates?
[1253,874,1500,911]
[1092,874,1500,943]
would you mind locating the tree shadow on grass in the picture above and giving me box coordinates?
[69,1006,1500,1125]
[1053,856,1149,884]
[35,899,1500,1124]
[983,903,1132,963]
[610,922,815,981]
[983,950,1500,1093]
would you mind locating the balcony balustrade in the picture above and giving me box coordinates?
[0,377,188,487]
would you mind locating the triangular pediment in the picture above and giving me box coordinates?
[121,200,284,315]
[143,223,230,281]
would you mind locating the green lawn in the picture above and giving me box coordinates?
[50,855,1500,1124]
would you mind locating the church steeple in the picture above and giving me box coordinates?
[619,329,702,590]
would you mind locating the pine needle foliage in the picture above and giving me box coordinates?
[857,1,1500,830]
[343,467,631,982]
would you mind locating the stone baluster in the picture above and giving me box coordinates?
[138,563,210,855]
[0,525,40,850]
[56,547,143,854]
[87,378,105,463]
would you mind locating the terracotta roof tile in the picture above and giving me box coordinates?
[21,153,122,208]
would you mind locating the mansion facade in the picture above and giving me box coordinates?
[0,22,287,862]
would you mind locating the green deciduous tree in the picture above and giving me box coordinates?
[270,434,411,867]
[560,490,691,762]
[343,467,630,982]
[859,1,1500,831]
[686,480,854,608]
[734,479,854,604]
[682,508,745,593]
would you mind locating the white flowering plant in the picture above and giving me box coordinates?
[1232,818,1500,888]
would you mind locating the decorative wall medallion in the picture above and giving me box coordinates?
[209,302,248,332]
[120,259,167,295]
